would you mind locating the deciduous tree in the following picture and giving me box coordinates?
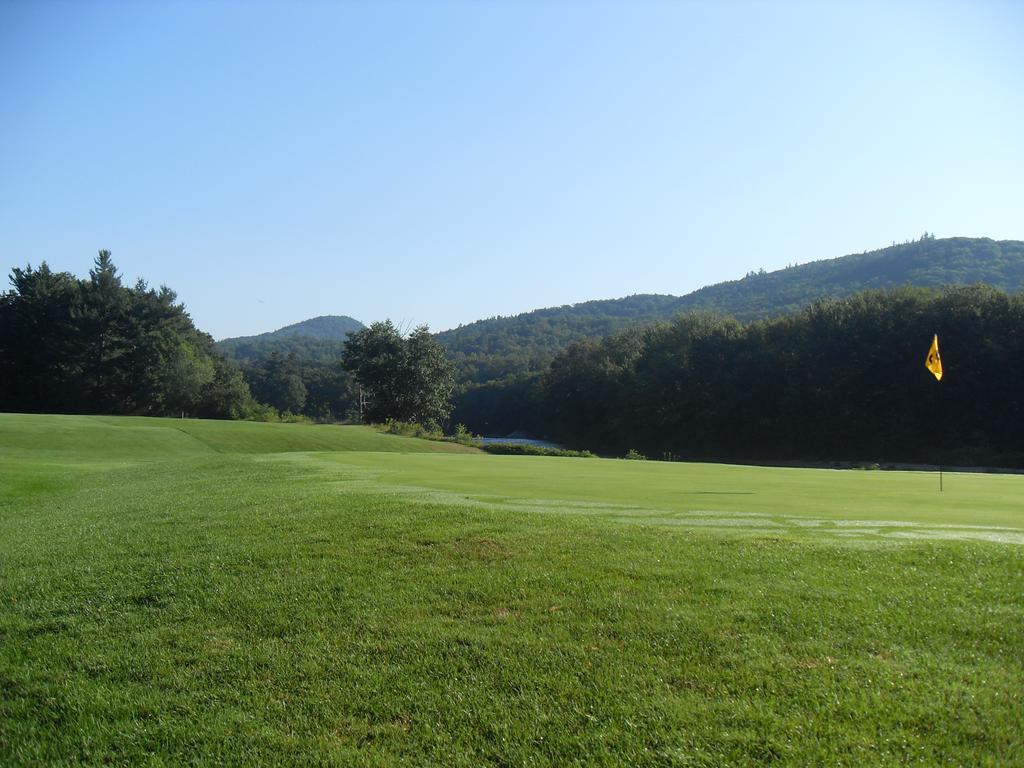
[342,321,454,427]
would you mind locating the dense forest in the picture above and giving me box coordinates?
[212,316,364,421]
[0,253,256,418]
[541,286,1024,467]
[440,237,1023,382]
[240,350,356,420]
[446,237,1024,432]
[214,318,362,421]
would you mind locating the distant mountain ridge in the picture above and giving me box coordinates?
[216,315,364,362]
[223,315,365,342]
[673,235,1024,321]
[216,237,1023,377]
[437,236,1024,384]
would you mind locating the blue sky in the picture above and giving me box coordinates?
[2,1,1021,339]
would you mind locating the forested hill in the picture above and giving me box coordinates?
[259,315,365,340]
[216,315,364,362]
[438,237,1024,384]
[677,236,1024,321]
[436,295,684,383]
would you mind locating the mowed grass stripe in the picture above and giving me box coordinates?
[1,414,1022,766]
[313,450,1024,533]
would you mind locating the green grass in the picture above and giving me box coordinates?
[319,451,1024,537]
[0,412,478,459]
[1,414,1022,766]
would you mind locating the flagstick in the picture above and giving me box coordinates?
[926,333,944,494]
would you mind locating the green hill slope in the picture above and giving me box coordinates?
[216,315,364,362]
[676,236,1024,320]
[439,237,1024,384]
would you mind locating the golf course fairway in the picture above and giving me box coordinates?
[1,414,1022,765]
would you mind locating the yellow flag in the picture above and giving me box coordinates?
[925,334,942,381]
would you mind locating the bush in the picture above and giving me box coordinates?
[481,443,595,458]
[449,423,482,447]
[624,449,648,460]
[382,419,443,440]
[246,402,282,422]
[242,404,318,424]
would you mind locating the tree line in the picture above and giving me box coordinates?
[438,237,1024,392]
[240,351,356,420]
[5,252,1022,468]
[0,252,454,427]
[442,238,1024,437]
[539,285,1024,466]
[0,252,255,418]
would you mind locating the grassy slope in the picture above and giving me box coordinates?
[0,413,478,458]
[1,414,1022,766]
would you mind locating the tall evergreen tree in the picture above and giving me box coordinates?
[0,251,255,418]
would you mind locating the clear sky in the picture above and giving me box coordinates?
[2,0,1021,339]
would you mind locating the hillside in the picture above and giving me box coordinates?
[438,237,1024,384]
[676,236,1024,320]
[261,314,365,340]
[216,314,364,362]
